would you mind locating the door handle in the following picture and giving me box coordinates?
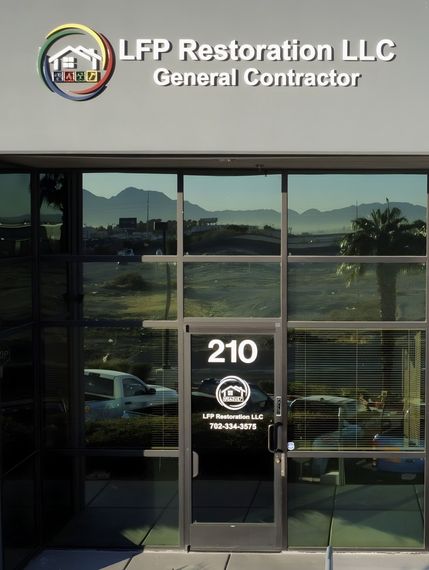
[268,422,283,453]
[192,451,199,478]
[268,424,275,453]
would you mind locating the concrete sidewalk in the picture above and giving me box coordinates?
[25,549,429,570]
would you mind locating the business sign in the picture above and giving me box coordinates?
[120,38,396,88]
[38,23,115,101]
[38,25,397,100]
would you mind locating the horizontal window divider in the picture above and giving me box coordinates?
[82,319,149,327]
[37,255,429,263]
[143,449,179,458]
[185,321,280,333]
[83,255,175,263]
[39,254,80,262]
[40,319,178,328]
[182,255,281,263]
[80,166,285,175]
[0,322,35,337]
[288,451,425,459]
[184,167,285,175]
[288,321,426,329]
[76,167,429,175]
[184,317,280,326]
[41,320,180,328]
[37,320,117,327]
[0,256,33,264]
[142,320,179,329]
[40,320,177,329]
[2,450,39,478]
[37,321,77,327]
[87,255,142,263]
[39,255,178,263]
[43,448,179,458]
[288,255,427,263]
[140,255,177,262]
[81,167,181,174]
[37,256,427,265]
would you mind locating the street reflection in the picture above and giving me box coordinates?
[184,175,281,255]
[288,263,425,321]
[83,173,177,255]
[184,263,280,317]
[84,262,177,321]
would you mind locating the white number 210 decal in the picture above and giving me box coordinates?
[208,339,258,364]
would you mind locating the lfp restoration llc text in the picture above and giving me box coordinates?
[119,38,396,87]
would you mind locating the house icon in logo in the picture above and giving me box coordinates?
[215,376,251,411]
[39,23,116,100]
[49,45,102,72]
[222,385,247,401]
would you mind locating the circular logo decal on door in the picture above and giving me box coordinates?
[215,376,251,411]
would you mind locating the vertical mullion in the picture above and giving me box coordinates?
[31,170,43,548]
[425,175,429,549]
[177,172,187,547]
[177,173,184,318]
[281,172,288,549]
[72,171,85,514]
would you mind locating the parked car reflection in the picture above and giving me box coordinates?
[288,395,383,453]
[373,408,424,476]
[84,369,177,420]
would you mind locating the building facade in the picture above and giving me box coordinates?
[1,1,429,568]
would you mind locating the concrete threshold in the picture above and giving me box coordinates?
[25,549,429,570]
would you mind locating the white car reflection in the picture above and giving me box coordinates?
[288,395,374,475]
[84,369,177,420]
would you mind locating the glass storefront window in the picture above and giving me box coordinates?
[40,261,72,320]
[42,454,74,543]
[84,327,178,449]
[48,456,179,548]
[288,457,424,548]
[0,174,31,257]
[0,260,32,330]
[84,262,177,321]
[2,169,428,556]
[0,328,34,474]
[184,262,280,317]
[2,459,37,570]
[39,173,70,254]
[288,175,427,256]
[41,328,70,449]
[288,329,425,451]
[83,173,177,255]
[288,263,426,321]
[184,175,281,255]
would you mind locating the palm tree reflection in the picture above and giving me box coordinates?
[338,205,426,399]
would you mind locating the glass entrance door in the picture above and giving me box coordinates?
[185,327,283,550]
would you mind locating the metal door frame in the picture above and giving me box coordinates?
[183,321,283,551]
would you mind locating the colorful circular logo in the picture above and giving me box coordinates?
[38,23,115,101]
